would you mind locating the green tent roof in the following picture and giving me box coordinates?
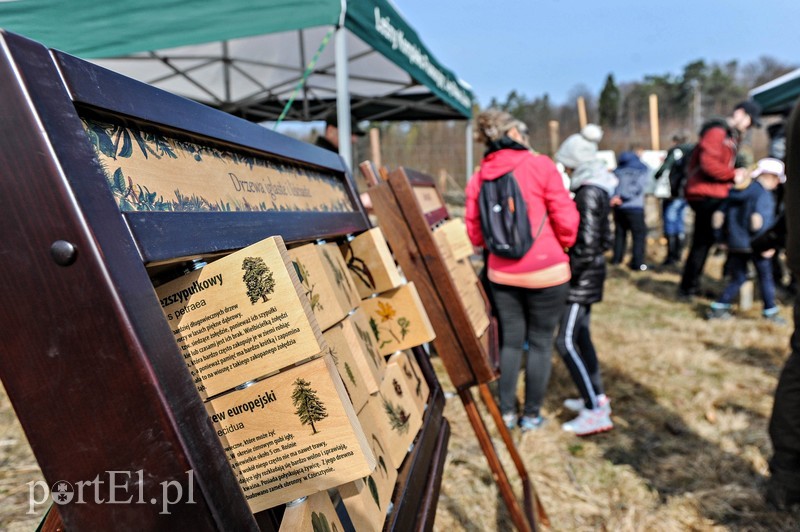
[750,68,800,116]
[0,0,473,120]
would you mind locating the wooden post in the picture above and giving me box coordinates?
[649,93,660,151]
[369,127,382,169]
[548,120,560,157]
[577,96,587,129]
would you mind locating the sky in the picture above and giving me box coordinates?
[393,0,800,107]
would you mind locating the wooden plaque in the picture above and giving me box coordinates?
[339,228,404,299]
[433,231,490,338]
[288,242,360,332]
[85,117,354,214]
[156,236,324,398]
[413,185,445,215]
[206,355,375,512]
[357,376,423,471]
[278,491,345,532]
[359,282,436,356]
[433,218,473,261]
[387,351,430,419]
[322,310,388,414]
[338,429,398,532]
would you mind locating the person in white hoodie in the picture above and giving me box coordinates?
[554,125,618,436]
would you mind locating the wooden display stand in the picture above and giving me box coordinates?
[361,163,549,531]
[0,30,448,530]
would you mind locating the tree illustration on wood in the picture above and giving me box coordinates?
[381,394,410,434]
[242,257,276,304]
[292,378,328,434]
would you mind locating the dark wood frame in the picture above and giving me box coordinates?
[361,163,550,532]
[0,30,446,531]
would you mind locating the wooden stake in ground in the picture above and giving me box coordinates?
[650,93,660,150]
[369,127,382,169]
[548,120,560,157]
[577,97,587,129]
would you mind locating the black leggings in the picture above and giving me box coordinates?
[555,303,605,410]
[491,281,569,417]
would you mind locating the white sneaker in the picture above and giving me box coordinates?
[563,394,611,414]
[562,407,613,436]
[502,413,518,430]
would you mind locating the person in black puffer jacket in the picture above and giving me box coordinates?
[554,128,618,436]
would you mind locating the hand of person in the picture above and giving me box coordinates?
[761,248,776,259]
[733,167,749,185]
[610,195,622,207]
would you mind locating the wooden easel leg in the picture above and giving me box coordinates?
[458,388,534,532]
[478,383,550,528]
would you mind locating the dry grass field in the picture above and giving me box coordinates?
[433,253,800,531]
[2,251,800,531]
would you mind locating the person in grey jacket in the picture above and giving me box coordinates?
[611,147,651,270]
[554,127,617,436]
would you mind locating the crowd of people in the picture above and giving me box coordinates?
[463,102,800,510]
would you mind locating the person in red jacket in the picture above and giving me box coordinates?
[677,100,762,300]
[465,109,579,431]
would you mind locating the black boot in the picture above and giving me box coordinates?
[662,235,679,266]
[672,234,685,264]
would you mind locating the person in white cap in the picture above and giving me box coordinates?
[706,157,787,322]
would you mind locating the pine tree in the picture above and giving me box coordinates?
[292,378,328,434]
[599,74,620,127]
[241,257,276,304]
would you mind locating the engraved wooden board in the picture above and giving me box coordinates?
[387,351,430,420]
[413,185,444,215]
[431,239,490,338]
[288,242,360,332]
[339,228,404,299]
[322,310,388,414]
[277,490,345,532]
[357,378,423,471]
[338,428,398,532]
[433,218,473,261]
[85,117,354,214]
[206,355,375,512]
[156,236,324,398]
[359,282,436,356]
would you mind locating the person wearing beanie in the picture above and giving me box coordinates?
[465,109,579,432]
[553,126,618,436]
[677,99,762,301]
[611,144,651,271]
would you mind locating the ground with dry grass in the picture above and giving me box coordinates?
[433,253,800,531]
[2,253,799,531]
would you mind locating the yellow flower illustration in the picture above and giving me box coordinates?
[377,301,396,322]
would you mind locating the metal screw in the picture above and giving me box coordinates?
[50,240,77,266]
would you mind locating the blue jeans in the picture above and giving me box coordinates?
[662,198,687,236]
[717,252,777,310]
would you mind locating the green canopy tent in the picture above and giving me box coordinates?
[750,67,800,116]
[0,0,475,170]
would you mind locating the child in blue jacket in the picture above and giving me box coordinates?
[707,158,786,322]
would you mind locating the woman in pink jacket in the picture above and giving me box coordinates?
[465,109,579,431]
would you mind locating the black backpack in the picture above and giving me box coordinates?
[669,143,695,197]
[478,171,543,259]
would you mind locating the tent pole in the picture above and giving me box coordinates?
[334,25,352,170]
[466,120,474,182]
